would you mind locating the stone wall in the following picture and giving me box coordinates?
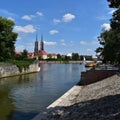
[0,63,40,78]
[79,69,119,85]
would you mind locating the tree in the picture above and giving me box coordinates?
[107,0,120,8]
[72,53,80,60]
[96,0,120,63]
[57,54,62,61]
[21,49,28,59]
[0,16,18,61]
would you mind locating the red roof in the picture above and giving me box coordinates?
[39,50,47,55]
[15,52,22,55]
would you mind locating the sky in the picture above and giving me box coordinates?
[0,0,115,56]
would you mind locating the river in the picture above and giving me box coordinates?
[0,63,85,120]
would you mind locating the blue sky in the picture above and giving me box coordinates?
[0,0,114,56]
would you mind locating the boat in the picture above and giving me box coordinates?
[85,61,97,67]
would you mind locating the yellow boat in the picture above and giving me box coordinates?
[85,61,97,67]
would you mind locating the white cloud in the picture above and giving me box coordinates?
[87,49,93,52]
[53,19,61,24]
[80,41,87,45]
[101,23,111,31]
[62,13,75,22]
[15,43,34,52]
[14,24,36,33]
[70,41,74,46]
[80,40,98,45]
[96,16,108,20]
[22,12,43,21]
[22,15,33,20]
[7,17,15,21]
[44,41,57,46]
[61,43,66,46]
[36,12,43,16]
[60,39,65,42]
[108,9,116,14]
[49,30,59,35]
[91,41,99,45]
[0,9,17,17]
[15,45,25,52]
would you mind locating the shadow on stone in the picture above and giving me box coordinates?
[35,94,120,120]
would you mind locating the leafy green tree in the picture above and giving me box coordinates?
[107,0,120,8]
[0,16,18,61]
[57,54,62,61]
[96,0,120,63]
[21,49,28,59]
[72,53,80,60]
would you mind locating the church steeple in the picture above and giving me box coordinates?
[34,34,38,55]
[40,34,44,50]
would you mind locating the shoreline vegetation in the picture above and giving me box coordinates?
[0,60,40,79]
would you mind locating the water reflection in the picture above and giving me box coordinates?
[0,86,14,120]
[0,64,85,120]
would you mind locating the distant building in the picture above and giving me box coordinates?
[47,53,57,59]
[28,52,34,58]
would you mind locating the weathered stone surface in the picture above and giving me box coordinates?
[32,74,120,120]
[0,63,40,78]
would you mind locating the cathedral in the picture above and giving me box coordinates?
[16,35,57,59]
[34,35,47,59]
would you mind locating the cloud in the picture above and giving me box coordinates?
[62,13,75,22]
[87,49,93,52]
[22,15,32,20]
[80,40,98,45]
[36,11,43,16]
[60,39,65,42]
[7,17,15,21]
[108,9,116,14]
[53,18,61,24]
[70,41,74,46]
[0,9,17,17]
[101,23,111,31]
[44,41,57,46]
[61,43,66,46]
[15,43,34,52]
[14,24,36,33]
[80,41,87,45]
[96,16,108,20]
[53,13,75,24]
[22,12,43,21]
[49,30,59,35]
[15,45,25,52]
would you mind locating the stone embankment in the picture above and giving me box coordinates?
[32,74,120,120]
[0,63,40,78]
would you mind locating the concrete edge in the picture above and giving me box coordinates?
[32,85,82,120]
[47,85,82,108]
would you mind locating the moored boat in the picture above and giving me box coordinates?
[85,61,97,67]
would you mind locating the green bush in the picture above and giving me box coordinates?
[11,59,35,73]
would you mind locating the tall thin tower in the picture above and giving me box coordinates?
[34,34,38,55]
[40,35,44,50]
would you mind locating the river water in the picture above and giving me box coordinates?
[0,63,85,120]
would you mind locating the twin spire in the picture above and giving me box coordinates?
[34,34,44,55]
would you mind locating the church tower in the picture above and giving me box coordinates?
[34,34,38,55]
[40,35,44,50]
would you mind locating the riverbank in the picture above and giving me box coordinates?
[0,63,40,78]
[32,74,120,120]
